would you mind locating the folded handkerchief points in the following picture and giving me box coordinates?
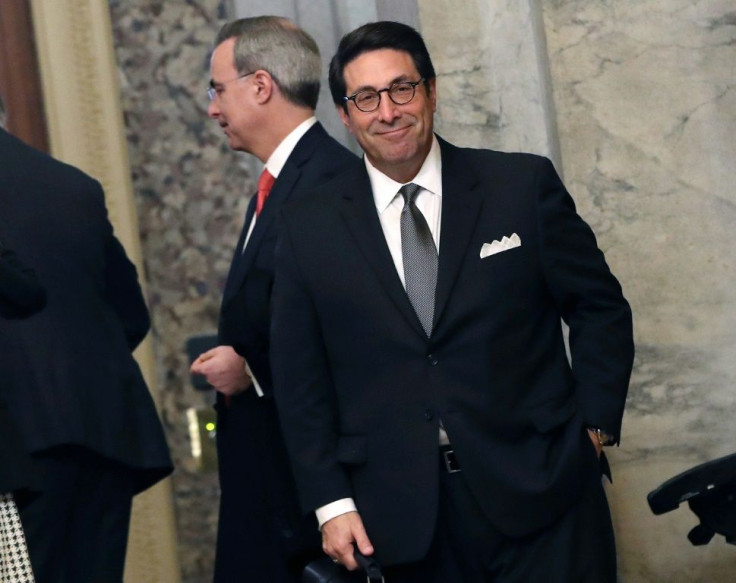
[480,233,521,259]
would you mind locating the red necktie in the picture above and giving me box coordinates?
[256,168,275,216]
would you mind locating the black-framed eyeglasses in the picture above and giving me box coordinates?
[343,78,425,113]
[207,72,254,101]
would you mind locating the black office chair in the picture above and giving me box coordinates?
[647,452,736,546]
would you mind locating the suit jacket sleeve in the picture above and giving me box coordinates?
[94,187,150,351]
[536,157,634,438]
[271,212,353,512]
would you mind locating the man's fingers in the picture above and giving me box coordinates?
[197,349,217,362]
[322,512,373,570]
[343,518,373,569]
[190,350,215,372]
[352,522,374,557]
[587,429,603,458]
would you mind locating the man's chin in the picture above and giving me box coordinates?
[226,136,243,151]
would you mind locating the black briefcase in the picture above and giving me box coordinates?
[302,547,384,582]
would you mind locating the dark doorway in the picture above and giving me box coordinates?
[0,0,48,151]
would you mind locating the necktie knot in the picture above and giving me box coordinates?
[399,183,422,207]
[256,168,275,216]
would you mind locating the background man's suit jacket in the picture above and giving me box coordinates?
[218,122,356,394]
[272,136,634,566]
[0,128,172,493]
[0,245,45,494]
[212,122,356,580]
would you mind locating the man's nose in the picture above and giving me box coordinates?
[208,99,220,119]
[376,93,400,122]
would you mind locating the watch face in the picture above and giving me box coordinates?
[590,427,615,446]
[600,431,615,446]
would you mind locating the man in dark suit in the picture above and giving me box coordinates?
[0,241,45,581]
[271,21,635,582]
[0,127,172,583]
[189,16,356,582]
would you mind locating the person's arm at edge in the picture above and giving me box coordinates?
[535,156,634,442]
[270,209,373,568]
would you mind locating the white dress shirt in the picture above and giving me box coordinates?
[315,136,445,528]
[368,136,443,281]
[242,117,318,397]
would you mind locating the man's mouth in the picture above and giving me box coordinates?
[377,125,410,138]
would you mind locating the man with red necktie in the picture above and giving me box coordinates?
[190,16,356,582]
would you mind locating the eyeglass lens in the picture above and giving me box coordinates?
[354,81,420,112]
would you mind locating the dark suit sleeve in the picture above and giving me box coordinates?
[0,246,47,318]
[94,188,150,351]
[535,157,634,439]
[271,212,353,513]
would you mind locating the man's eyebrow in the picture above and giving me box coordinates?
[351,74,413,94]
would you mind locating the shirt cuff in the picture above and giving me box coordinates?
[315,498,357,529]
[243,359,264,397]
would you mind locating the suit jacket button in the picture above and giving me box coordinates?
[427,354,438,366]
[425,409,434,421]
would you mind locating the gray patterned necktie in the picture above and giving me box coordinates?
[400,183,438,336]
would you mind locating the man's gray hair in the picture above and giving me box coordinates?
[214,16,321,110]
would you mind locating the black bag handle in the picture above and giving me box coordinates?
[354,546,384,582]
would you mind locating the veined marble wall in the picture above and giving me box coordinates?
[421,0,736,580]
[543,1,736,580]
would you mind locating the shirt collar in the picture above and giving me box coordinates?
[365,135,442,213]
[264,117,317,178]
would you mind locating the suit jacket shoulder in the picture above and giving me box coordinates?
[0,128,98,192]
[217,123,357,393]
[0,129,171,489]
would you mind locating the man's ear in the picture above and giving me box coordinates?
[427,78,437,114]
[337,104,353,133]
[252,70,274,104]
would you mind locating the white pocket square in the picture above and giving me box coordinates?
[480,233,521,259]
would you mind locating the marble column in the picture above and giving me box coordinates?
[419,0,560,162]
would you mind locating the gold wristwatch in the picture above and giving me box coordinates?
[589,427,616,446]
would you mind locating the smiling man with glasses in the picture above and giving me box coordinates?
[271,20,634,583]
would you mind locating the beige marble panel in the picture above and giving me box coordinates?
[542,0,736,579]
[420,0,736,579]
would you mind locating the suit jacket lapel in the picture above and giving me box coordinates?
[223,123,326,303]
[433,138,484,332]
[237,160,298,271]
[338,165,427,337]
[222,197,256,304]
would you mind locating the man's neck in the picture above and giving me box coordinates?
[259,106,314,161]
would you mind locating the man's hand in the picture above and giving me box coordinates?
[321,511,374,570]
[190,345,251,396]
[587,428,603,458]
